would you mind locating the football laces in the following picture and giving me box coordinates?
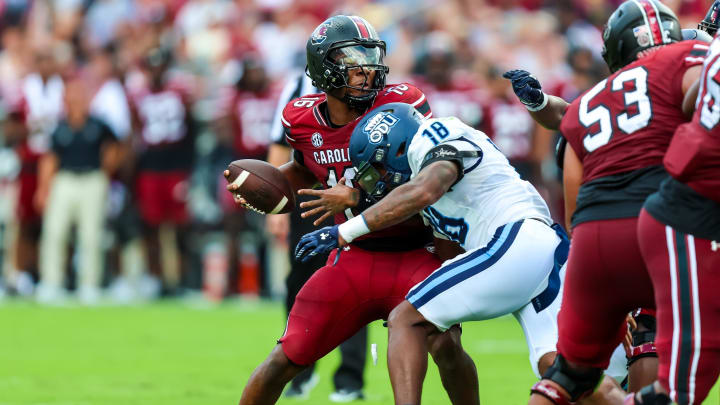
[235,193,267,215]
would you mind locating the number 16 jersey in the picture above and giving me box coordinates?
[283,83,433,249]
[559,40,707,227]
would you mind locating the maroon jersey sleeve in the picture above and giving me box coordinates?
[281,92,328,167]
[375,83,432,117]
[560,41,707,184]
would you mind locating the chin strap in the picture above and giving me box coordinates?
[531,381,573,405]
[344,91,377,111]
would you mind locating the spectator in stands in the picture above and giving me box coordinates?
[35,77,120,304]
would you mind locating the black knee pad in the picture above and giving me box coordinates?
[632,384,672,405]
[629,313,658,365]
[541,354,604,401]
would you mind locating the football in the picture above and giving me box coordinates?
[226,159,295,214]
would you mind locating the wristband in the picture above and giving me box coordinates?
[524,92,548,112]
[338,215,370,243]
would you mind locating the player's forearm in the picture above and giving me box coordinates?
[562,146,583,235]
[339,162,457,244]
[279,160,319,193]
[267,144,291,167]
[337,182,433,246]
[363,182,436,231]
[529,95,569,131]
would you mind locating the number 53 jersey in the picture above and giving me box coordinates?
[560,40,707,227]
[406,117,552,251]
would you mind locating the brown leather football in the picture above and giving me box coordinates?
[226,159,295,214]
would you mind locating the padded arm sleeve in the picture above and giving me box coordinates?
[419,144,482,186]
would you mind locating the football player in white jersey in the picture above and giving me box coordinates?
[295,102,569,405]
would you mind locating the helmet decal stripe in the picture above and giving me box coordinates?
[647,0,669,43]
[634,0,663,45]
[630,0,655,46]
[350,16,370,39]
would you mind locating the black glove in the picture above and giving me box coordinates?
[502,69,546,110]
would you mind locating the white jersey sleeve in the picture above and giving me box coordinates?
[407,117,552,249]
[407,117,482,178]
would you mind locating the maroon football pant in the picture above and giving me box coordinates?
[557,218,655,368]
[638,209,720,405]
[278,245,441,366]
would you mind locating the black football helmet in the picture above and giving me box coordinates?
[602,0,682,73]
[306,15,389,110]
[699,0,720,37]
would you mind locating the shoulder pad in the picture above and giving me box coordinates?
[282,93,326,127]
[378,83,431,116]
[683,40,710,66]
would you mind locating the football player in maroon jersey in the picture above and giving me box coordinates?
[505,1,706,404]
[632,33,720,405]
[226,16,478,405]
[128,47,196,294]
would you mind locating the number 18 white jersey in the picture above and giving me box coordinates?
[407,117,552,250]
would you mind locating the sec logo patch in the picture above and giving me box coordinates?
[311,132,324,148]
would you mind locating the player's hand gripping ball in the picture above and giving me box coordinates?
[224,160,295,214]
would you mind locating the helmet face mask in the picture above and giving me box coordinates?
[306,16,390,110]
[355,160,389,200]
[355,158,411,201]
[323,42,388,108]
[699,0,720,36]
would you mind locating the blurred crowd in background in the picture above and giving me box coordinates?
[0,0,711,304]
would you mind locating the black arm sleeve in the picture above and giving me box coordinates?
[420,144,481,186]
[555,136,567,170]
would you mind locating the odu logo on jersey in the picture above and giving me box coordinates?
[363,112,399,143]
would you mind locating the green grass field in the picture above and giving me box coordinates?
[0,299,717,405]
